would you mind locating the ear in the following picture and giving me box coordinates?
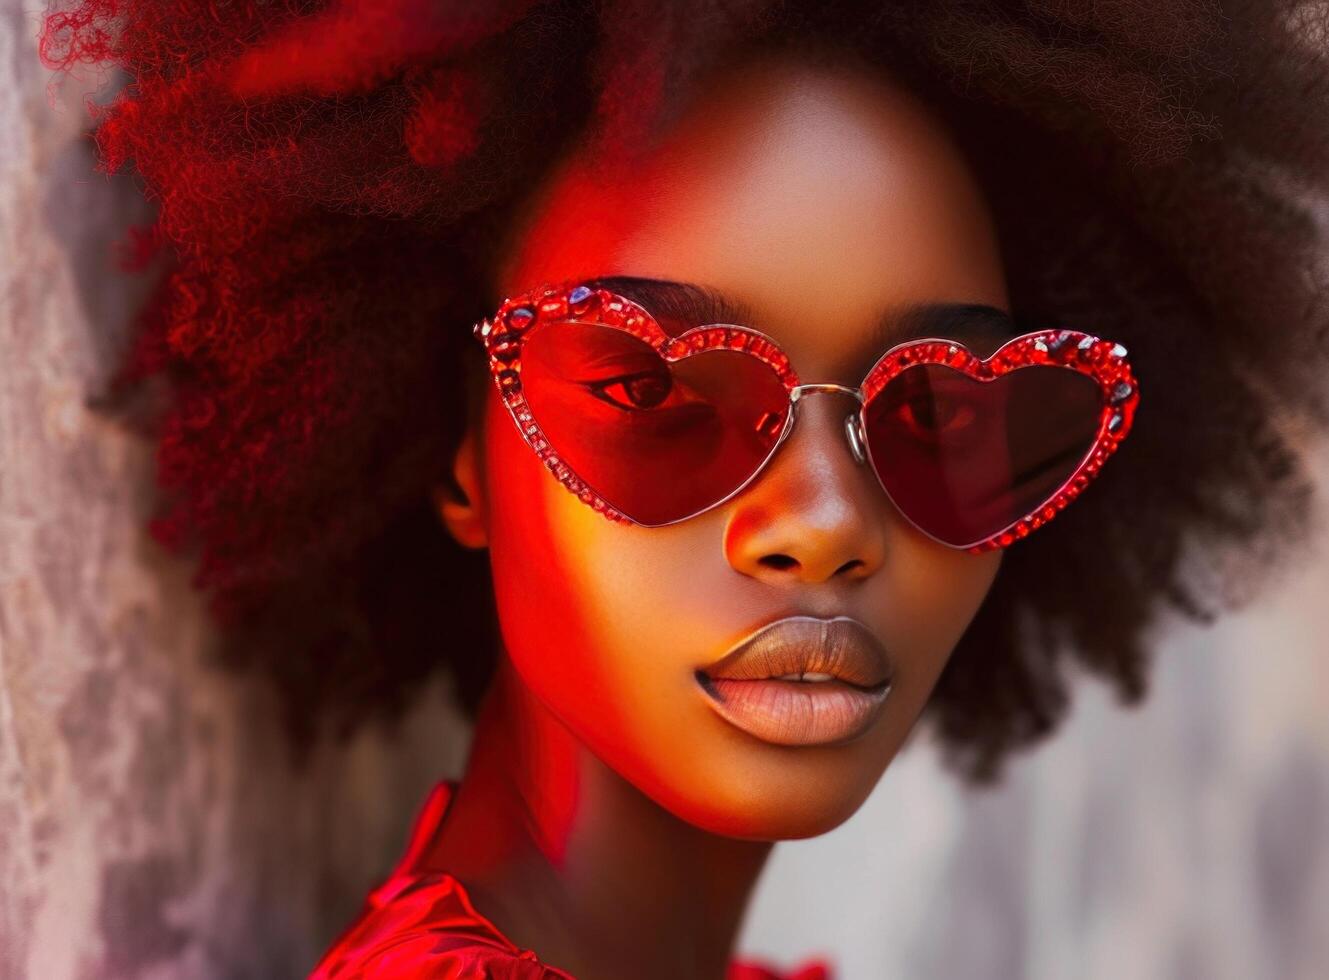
[434,421,488,550]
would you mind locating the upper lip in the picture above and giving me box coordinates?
[700,616,894,690]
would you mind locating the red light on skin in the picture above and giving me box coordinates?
[416,658,584,874]
[495,161,663,296]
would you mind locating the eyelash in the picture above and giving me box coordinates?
[585,369,675,412]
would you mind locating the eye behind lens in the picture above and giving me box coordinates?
[586,369,674,412]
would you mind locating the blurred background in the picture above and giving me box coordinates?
[3,2,1327,978]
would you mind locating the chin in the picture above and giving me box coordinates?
[683,795,868,842]
[655,755,886,841]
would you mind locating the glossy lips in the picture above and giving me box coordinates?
[695,616,895,746]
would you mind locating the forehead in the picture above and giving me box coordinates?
[495,56,1009,382]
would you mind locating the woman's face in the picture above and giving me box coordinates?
[447,56,1006,839]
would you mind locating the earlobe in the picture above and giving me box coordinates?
[435,426,489,550]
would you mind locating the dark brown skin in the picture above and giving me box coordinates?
[426,53,1006,980]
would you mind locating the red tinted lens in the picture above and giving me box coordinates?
[518,321,791,525]
[862,363,1103,547]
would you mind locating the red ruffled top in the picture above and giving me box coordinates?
[310,780,835,979]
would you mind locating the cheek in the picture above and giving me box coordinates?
[481,388,703,767]
[881,529,1003,691]
[482,388,601,693]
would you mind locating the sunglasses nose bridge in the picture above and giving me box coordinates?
[787,383,869,467]
[843,412,869,466]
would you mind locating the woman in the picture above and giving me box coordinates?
[41,1,1329,977]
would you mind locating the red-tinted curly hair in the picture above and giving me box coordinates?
[41,0,1329,783]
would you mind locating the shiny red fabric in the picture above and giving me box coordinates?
[310,780,835,979]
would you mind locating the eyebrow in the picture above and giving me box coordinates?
[583,275,1021,372]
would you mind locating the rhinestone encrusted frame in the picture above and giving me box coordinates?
[472,280,1140,553]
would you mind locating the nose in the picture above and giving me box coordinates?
[723,388,886,584]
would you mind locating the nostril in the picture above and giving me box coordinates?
[754,554,866,577]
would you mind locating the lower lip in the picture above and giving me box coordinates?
[695,673,892,746]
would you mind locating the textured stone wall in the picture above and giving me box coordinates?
[5,2,1329,978]
[1,9,472,979]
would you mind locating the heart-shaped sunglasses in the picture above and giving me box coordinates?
[472,280,1140,552]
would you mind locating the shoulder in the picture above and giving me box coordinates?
[309,873,576,980]
[332,933,568,979]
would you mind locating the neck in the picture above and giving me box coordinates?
[417,656,774,980]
